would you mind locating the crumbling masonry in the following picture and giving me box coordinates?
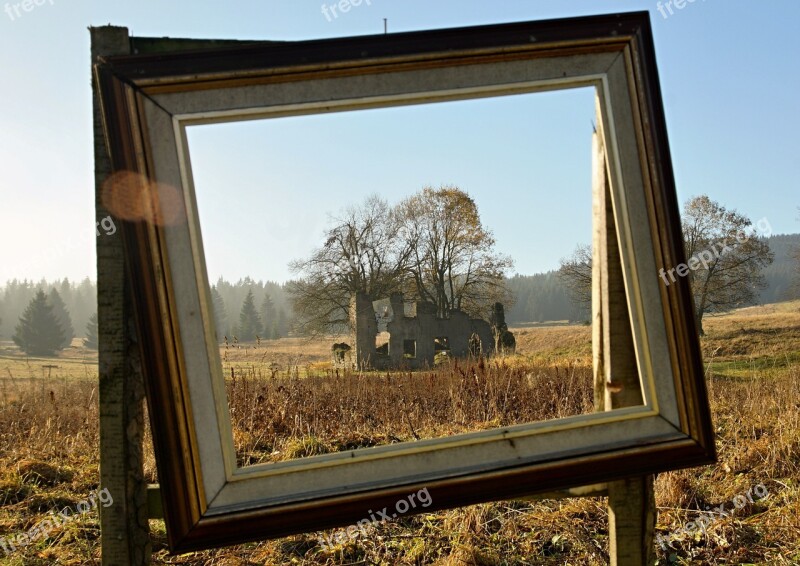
[333,292,496,370]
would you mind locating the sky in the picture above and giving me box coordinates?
[1,0,798,284]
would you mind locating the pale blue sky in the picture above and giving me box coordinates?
[186,88,597,282]
[1,1,798,284]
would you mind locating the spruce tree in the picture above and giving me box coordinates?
[13,290,65,356]
[48,288,75,348]
[84,313,98,350]
[237,289,262,342]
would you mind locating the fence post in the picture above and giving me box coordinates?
[92,25,152,566]
[591,122,657,565]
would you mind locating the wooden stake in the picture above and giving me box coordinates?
[92,25,152,566]
[592,123,656,565]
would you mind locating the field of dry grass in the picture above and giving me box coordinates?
[0,302,798,565]
[227,358,593,467]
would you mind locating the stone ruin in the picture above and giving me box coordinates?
[332,292,509,370]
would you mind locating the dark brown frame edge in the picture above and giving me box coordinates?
[627,16,715,453]
[101,11,647,93]
[93,68,206,549]
[94,11,715,553]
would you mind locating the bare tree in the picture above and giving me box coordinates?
[557,195,774,335]
[557,244,592,308]
[682,195,773,335]
[289,187,513,334]
[287,195,412,336]
[397,186,513,319]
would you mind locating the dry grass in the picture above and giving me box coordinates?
[0,302,798,564]
[512,325,592,366]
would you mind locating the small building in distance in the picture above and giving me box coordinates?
[333,292,496,370]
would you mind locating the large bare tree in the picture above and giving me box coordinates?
[289,187,513,334]
[557,195,774,335]
[287,195,412,336]
[682,195,773,335]
[397,186,513,319]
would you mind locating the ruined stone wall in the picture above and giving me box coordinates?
[347,292,494,369]
[351,292,378,369]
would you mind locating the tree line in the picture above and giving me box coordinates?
[758,233,800,304]
[505,272,590,324]
[0,198,796,353]
[4,288,98,356]
[210,277,292,342]
[0,278,96,354]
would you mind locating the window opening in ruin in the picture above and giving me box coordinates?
[375,332,390,355]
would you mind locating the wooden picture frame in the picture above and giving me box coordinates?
[94,11,714,553]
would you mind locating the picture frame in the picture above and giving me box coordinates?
[94,11,715,552]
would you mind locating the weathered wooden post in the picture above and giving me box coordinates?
[592,119,656,565]
[91,25,152,566]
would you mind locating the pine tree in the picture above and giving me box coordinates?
[48,288,75,348]
[237,289,262,342]
[13,290,66,356]
[84,313,98,350]
[210,287,229,342]
[260,293,277,339]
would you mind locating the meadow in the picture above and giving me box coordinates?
[0,302,798,565]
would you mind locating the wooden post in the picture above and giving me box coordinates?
[92,25,152,566]
[592,126,656,565]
